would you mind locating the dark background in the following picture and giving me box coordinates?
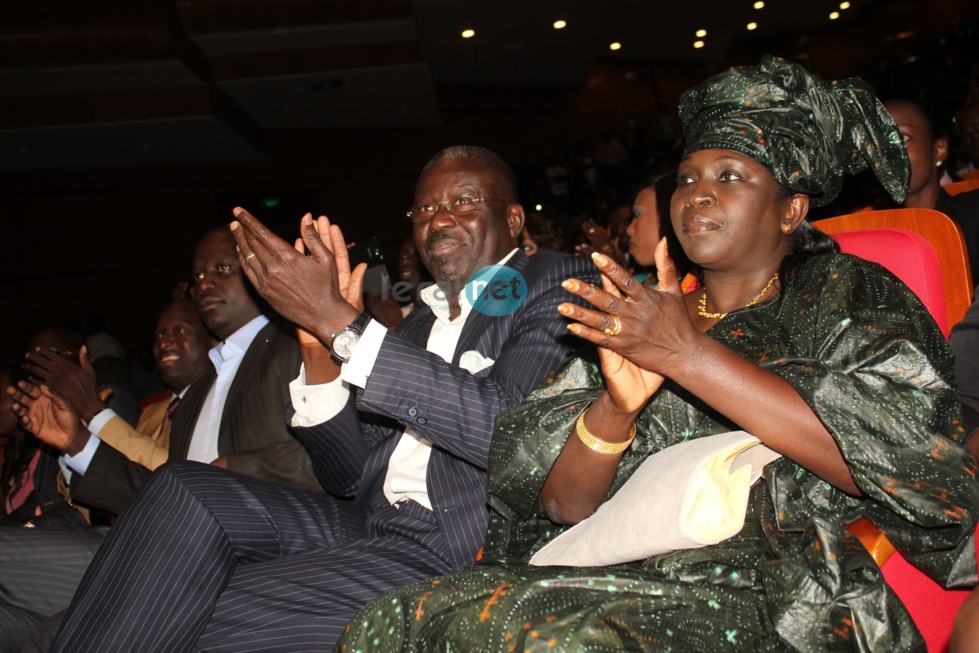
[2,0,977,367]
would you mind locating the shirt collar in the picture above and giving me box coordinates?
[419,248,519,325]
[209,314,269,370]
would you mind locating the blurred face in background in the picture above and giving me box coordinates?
[626,187,661,267]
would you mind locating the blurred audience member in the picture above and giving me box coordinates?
[1,366,34,521]
[395,236,427,317]
[576,211,628,266]
[885,99,979,274]
[520,212,567,256]
[84,333,139,428]
[955,103,979,177]
[595,130,631,200]
[626,172,688,288]
[2,329,89,529]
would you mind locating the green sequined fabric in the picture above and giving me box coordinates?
[679,55,910,207]
[337,254,977,653]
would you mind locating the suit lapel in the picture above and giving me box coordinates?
[223,322,271,424]
[218,320,278,454]
[453,250,530,364]
[395,305,436,347]
[168,369,214,461]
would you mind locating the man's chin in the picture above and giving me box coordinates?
[201,314,227,336]
[160,370,187,390]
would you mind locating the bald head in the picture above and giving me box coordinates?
[421,146,518,203]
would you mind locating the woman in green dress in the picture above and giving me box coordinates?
[337,56,979,653]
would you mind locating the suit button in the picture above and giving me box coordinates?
[407,407,418,417]
[417,417,427,425]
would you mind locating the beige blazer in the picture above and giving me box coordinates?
[97,394,172,470]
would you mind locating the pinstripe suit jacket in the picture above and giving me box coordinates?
[294,249,598,570]
[71,319,322,515]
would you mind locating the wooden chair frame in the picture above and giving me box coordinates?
[944,179,979,196]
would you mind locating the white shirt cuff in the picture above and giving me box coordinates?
[340,319,387,389]
[288,320,386,428]
[63,434,102,476]
[289,364,352,427]
[87,408,116,437]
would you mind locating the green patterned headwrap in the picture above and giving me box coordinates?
[679,55,909,207]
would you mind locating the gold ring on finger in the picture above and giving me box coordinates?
[604,314,622,337]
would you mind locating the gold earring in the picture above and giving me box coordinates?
[781,223,792,233]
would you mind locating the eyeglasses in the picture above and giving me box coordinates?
[405,197,508,223]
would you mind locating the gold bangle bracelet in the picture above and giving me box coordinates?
[575,409,636,455]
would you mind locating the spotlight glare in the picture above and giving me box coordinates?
[535,204,543,211]
[693,40,705,49]
[609,41,622,51]
[553,20,567,29]
[753,1,764,8]
[695,29,707,37]
[747,22,758,30]
[839,1,850,8]
[829,11,840,19]
[461,29,475,38]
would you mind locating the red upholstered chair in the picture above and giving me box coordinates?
[815,208,974,335]
[814,209,976,652]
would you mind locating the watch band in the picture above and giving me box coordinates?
[345,311,371,335]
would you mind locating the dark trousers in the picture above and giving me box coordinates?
[51,462,455,653]
[0,527,108,653]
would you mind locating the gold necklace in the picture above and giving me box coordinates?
[698,272,779,319]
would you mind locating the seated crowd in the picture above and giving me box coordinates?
[2,55,979,653]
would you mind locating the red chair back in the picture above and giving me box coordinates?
[830,228,949,335]
[815,208,973,330]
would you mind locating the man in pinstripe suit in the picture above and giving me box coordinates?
[49,145,599,652]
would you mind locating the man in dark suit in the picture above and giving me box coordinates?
[64,227,322,515]
[5,234,320,651]
[49,145,598,652]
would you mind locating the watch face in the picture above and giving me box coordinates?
[333,330,359,359]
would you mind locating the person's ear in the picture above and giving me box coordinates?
[507,204,526,240]
[779,194,810,235]
[935,135,950,169]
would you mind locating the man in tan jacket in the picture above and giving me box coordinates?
[94,299,214,470]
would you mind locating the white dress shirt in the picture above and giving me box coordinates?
[185,314,269,463]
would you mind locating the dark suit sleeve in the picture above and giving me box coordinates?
[219,323,324,495]
[290,393,382,497]
[296,253,598,484]
[69,443,152,515]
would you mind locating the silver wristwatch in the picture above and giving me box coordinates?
[329,311,371,365]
